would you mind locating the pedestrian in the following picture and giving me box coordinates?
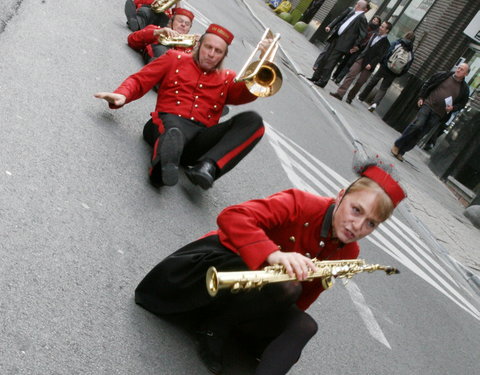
[124,0,180,32]
[95,24,271,189]
[330,21,392,104]
[358,31,416,112]
[127,7,196,64]
[307,0,368,88]
[332,15,381,84]
[391,63,470,161]
[134,159,406,374]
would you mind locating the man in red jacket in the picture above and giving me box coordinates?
[134,161,406,374]
[95,24,267,189]
[127,7,196,64]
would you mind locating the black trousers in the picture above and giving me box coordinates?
[143,111,264,181]
[311,39,346,85]
[135,235,318,374]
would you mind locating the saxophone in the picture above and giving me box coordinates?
[206,259,399,296]
[158,34,197,48]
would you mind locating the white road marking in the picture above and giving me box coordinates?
[343,280,391,349]
[265,123,480,329]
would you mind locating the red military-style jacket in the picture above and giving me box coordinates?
[134,0,154,8]
[127,25,193,57]
[112,50,257,127]
[209,189,360,311]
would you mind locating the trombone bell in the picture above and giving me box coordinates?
[235,29,282,97]
[243,61,282,97]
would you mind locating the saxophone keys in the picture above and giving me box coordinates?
[319,240,325,247]
[289,236,296,243]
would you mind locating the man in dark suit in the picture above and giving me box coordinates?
[308,0,368,88]
[330,21,392,103]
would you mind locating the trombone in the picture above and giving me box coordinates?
[151,0,181,14]
[235,29,282,97]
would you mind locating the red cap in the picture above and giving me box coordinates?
[173,7,194,21]
[206,24,234,45]
[361,166,406,207]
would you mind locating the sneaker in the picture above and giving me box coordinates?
[368,103,377,112]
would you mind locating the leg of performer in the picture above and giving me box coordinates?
[125,0,139,31]
[145,114,200,187]
[197,281,304,374]
[184,111,265,189]
[253,307,318,375]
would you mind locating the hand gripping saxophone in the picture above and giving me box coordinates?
[206,259,399,297]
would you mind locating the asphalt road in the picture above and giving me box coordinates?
[0,1,479,374]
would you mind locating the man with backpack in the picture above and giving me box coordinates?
[358,31,415,111]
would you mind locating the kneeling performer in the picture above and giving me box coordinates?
[134,161,406,374]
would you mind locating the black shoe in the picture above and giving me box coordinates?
[197,329,224,374]
[345,97,352,104]
[185,160,216,190]
[314,80,327,88]
[307,76,316,82]
[150,128,184,187]
[329,92,343,101]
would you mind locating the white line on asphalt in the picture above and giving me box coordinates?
[343,280,392,349]
[265,123,480,322]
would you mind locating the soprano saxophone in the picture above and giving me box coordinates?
[206,259,399,296]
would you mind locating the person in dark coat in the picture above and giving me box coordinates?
[332,15,381,84]
[330,21,392,103]
[308,0,368,88]
[391,63,470,161]
[134,160,406,374]
[358,31,416,112]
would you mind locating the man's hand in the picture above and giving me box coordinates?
[94,92,127,107]
[266,250,318,281]
[417,98,424,107]
[258,37,274,59]
[154,27,180,41]
[349,46,359,53]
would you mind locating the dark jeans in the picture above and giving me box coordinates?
[358,64,396,104]
[394,104,442,155]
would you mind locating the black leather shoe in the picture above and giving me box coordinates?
[150,128,184,187]
[329,92,343,101]
[185,160,216,190]
[307,76,316,82]
[345,97,352,104]
[197,329,224,374]
[314,80,327,88]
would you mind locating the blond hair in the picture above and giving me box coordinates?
[345,177,395,222]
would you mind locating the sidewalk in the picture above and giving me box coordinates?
[242,0,480,287]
